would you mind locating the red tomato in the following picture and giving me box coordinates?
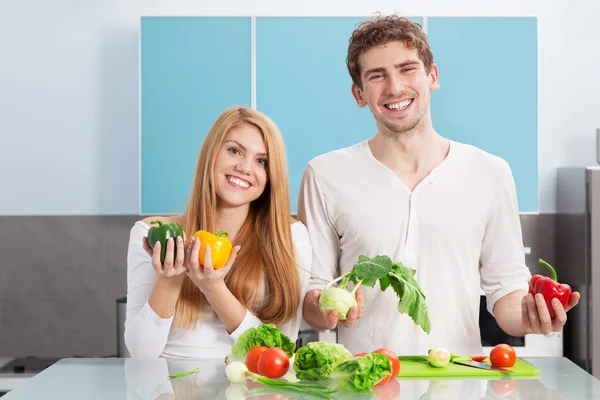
[373,348,401,378]
[375,374,391,387]
[245,346,267,373]
[471,356,487,362]
[489,344,517,368]
[373,378,401,400]
[355,352,368,357]
[490,379,517,396]
[257,347,290,379]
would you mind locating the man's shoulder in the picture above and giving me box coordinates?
[451,140,512,177]
[306,140,369,172]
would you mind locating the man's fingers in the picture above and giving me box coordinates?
[355,286,365,319]
[551,298,568,330]
[535,293,553,335]
[527,294,542,333]
[565,292,581,312]
[326,310,339,329]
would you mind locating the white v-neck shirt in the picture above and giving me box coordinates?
[297,139,531,356]
[124,220,312,360]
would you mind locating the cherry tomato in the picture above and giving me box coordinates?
[245,346,267,373]
[257,347,290,379]
[489,344,517,368]
[373,378,401,400]
[471,356,487,362]
[355,352,368,357]
[373,348,401,378]
[490,379,517,396]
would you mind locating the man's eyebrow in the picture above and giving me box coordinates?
[224,140,267,157]
[363,61,421,77]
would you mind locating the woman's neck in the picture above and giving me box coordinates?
[215,204,250,243]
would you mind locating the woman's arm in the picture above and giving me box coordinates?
[124,221,186,358]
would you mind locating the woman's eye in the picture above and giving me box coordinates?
[228,147,241,156]
[257,159,268,167]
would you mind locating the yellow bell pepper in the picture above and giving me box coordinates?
[193,230,233,269]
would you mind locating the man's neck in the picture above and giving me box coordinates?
[369,126,450,190]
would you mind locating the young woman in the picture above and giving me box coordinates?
[125,107,312,359]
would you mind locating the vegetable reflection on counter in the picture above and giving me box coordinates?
[319,255,431,334]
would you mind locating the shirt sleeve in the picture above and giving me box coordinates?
[297,164,340,292]
[124,221,174,359]
[479,160,532,317]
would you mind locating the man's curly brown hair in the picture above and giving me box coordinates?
[347,14,434,89]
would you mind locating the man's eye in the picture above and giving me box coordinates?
[402,67,415,73]
[371,74,384,80]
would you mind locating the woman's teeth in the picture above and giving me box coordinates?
[227,176,250,188]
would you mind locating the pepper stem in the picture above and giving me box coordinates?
[538,258,558,281]
[150,220,163,227]
[215,230,228,237]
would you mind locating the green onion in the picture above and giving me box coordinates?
[247,373,337,399]
[167,367,200,380]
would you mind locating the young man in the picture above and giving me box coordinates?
[298,15,579,355]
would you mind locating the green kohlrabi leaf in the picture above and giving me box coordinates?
[331,353,391,392]
[228,324,295,362]
[293,342,353,381]
[389,271,431,334]
[348,255,395,287]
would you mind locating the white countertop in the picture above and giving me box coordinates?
[0,358,32,393]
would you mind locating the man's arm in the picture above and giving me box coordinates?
[297,164,364,330]
[493,289,528,337]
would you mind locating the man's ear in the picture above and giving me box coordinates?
[429,63,440,92]
[351,83,367,108]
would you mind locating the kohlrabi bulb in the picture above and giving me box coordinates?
[319,287,358,320]
[428,348,451,367]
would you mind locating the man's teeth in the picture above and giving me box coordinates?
[227,176,250,188]
[385,99,412,110]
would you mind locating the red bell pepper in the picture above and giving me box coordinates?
[529,259,571,317]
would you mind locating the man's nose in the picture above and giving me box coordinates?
[387,74,406,95]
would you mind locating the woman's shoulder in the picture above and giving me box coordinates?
[289,218,309,242]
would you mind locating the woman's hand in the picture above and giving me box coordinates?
[184,237,241,294]
[142,235,188,278]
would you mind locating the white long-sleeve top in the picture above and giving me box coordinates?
[124,220,312,360]
[297,139,531,356]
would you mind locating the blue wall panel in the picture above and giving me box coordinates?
[427,17,538,212]
[257,17,423,213]
[140,17,252,214]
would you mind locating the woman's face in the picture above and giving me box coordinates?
[213,123,269,209]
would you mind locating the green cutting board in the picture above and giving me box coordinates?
[396,358,540,379]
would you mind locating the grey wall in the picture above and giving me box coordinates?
[0,214,555,357]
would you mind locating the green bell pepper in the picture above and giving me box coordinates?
[147,219,184,263]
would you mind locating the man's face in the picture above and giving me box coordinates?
[351,41,439,136]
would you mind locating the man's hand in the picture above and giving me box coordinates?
[521,292,580,335]
[303,286,365,330]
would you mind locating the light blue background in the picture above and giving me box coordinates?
[140,16,537,214]
[428,17,538,212]
[140,17,252,214]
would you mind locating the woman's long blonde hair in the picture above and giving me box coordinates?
[174,107,301,329]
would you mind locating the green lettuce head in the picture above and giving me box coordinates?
[228,324,295,363]
[331,353,392,392]
[293,341,353,381]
